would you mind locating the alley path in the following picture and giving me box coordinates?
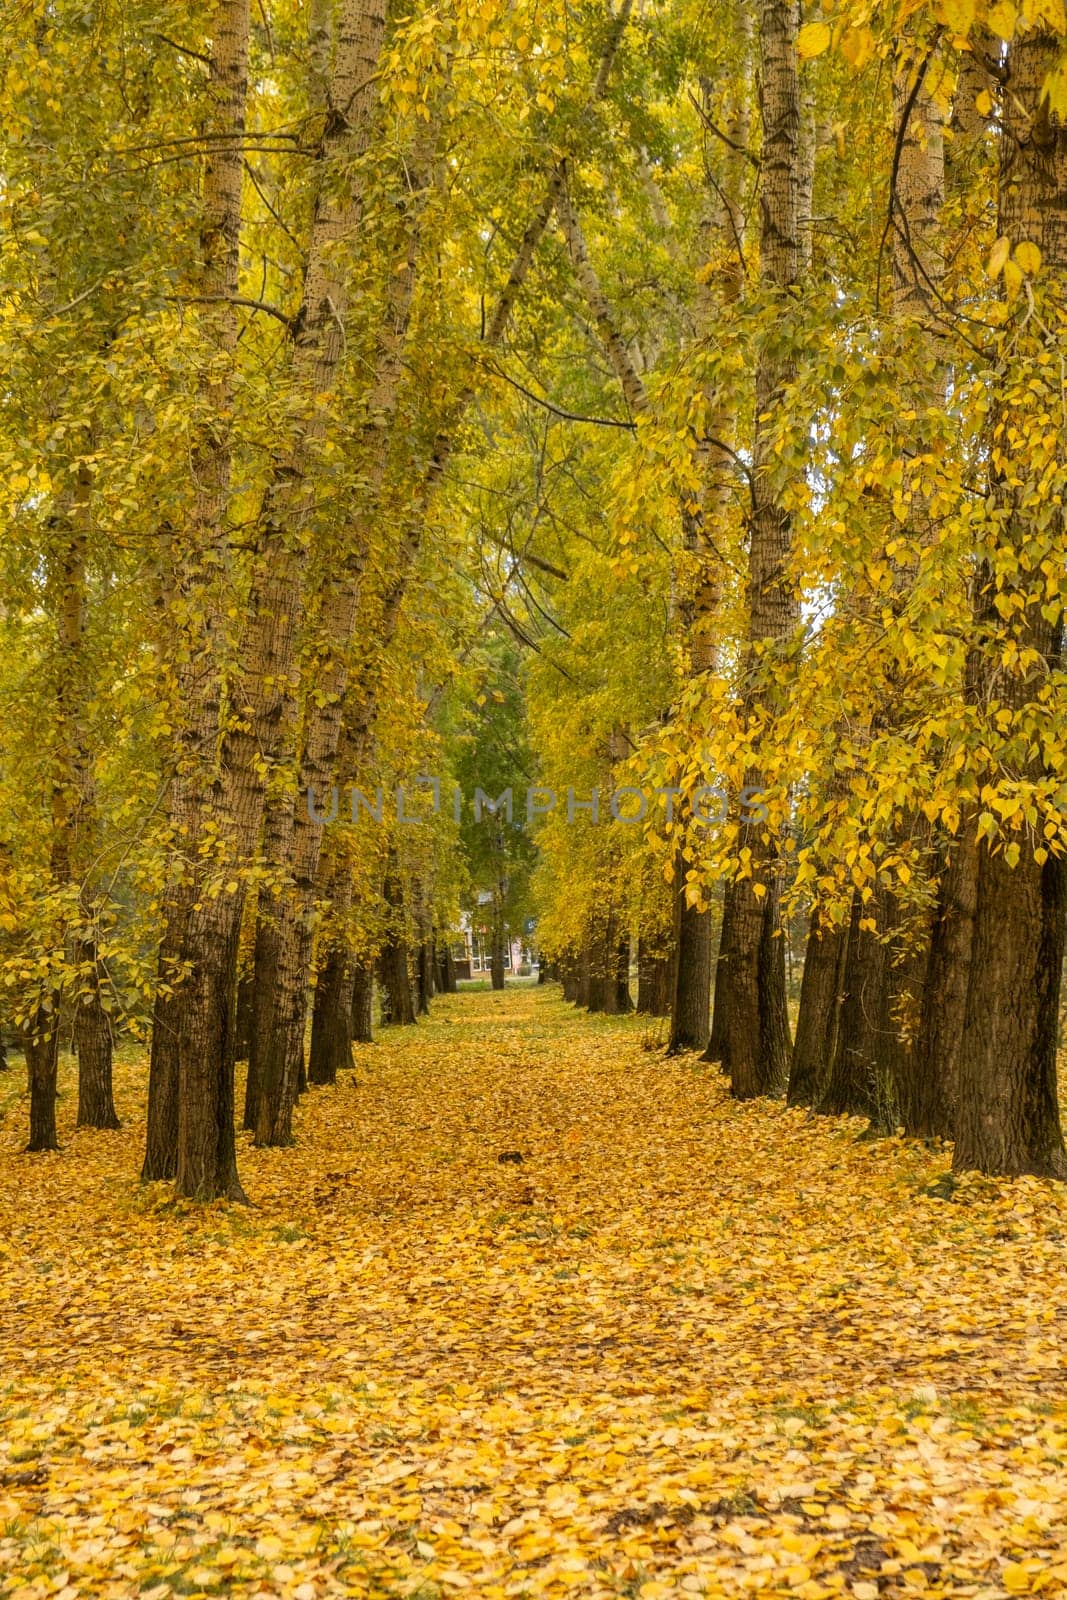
[2,985,1066,1598]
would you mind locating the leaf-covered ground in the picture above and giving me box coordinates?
[2,987,1067,1600]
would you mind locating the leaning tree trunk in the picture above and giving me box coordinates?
[950,23,1067,1179]
[724,0,800,1101]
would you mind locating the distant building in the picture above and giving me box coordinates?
[452,903,535,979]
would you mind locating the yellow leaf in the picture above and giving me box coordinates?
[987,0,1018,38]
[1003,256,1025,300]
[975,87,993,116]
[840,24,875,68]
[987,235,1011,278]
[1015,239,1042,276]
[797,21,832,58]
[1002,1564,1033,1593]
[936,0,976,33]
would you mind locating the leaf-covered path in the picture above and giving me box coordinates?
[3,986,1067,1599]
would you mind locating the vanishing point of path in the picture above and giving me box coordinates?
[2,986,1066,1598]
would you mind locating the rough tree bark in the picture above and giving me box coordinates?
[351,958,374,1043]
[142,0,251,1190]
[723,0,801,1100]
[951,23,1067,1177]
[22,1016,60,1153]
[307,951,352,1087]
[379,871,416,1026]
[683,6,753,1061]
[787,907,848,1107]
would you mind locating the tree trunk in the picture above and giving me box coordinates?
[788,908,848,1108]
[415,934,435,1011]
[576,940,592,1008]
[724,0,800,1100]
[705,882,735,1065]
[816,893,897,1131]
[351,958,374,1042]
[913,833,978,1138]
[22,1008,60,1153]
[636,934,671,1016]
[308,947,352,1086]
[603,922,632,1015]
[950,23,1067,1179]
[585,921,607,1012]
[379,874,416,1025]
[667,859,711,1051]
[176,899,246,1201]
[160,0,389,1192]
[143,934,181,1179]
[954,848,1067,1177]
[74,965,119,1130]
[142,0,250,1194]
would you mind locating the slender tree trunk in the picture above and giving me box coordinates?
[416,940,434,1012]
[603,919,632,1015]
[143,936,181,1179]
[787,908,848,1107]
[705,882,735,1065]
[490,931,506,991]
[724,0,800,1100]
[49,467,120,1134]
[667,869,711,1051]
[576,940,592,1008]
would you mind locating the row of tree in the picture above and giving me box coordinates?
[2,0,1066,1192]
